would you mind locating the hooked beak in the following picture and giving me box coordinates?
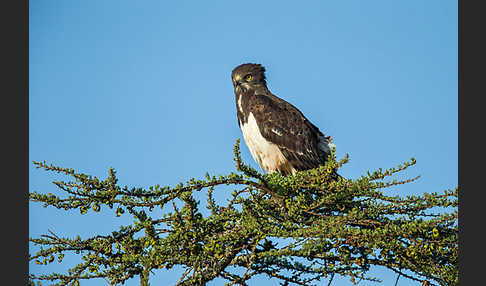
[233,76,242,89]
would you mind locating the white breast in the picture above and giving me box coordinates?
[240,112,296,174]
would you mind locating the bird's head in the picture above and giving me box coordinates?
[231,63,267,93]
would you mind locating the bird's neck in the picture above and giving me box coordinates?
[253,84,270,95]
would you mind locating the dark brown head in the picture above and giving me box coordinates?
[231,63,267,93]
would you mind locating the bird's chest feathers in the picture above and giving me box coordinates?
[240,112,290,173]
[236,92,260,126]
[236,94,247,126]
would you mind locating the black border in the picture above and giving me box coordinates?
[3,0,29,284]
[458,0,482,285]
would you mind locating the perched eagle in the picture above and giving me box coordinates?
[232,63,336,176]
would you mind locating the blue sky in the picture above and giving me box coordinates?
[29,1,457,285]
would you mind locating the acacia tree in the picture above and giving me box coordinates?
[29,140,458,286]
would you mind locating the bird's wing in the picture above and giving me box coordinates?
[247,91,330,171]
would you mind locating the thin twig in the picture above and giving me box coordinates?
[327,273,335,286]
[394,273,401,286]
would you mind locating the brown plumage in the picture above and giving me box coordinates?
[232,63,336,176]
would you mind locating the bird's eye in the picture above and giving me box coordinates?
[245,74,252,81]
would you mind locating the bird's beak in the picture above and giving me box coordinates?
[233,76,242,89]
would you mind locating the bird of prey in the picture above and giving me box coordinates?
[232,63,336,176]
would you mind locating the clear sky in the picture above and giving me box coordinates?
[29,1,457,285]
